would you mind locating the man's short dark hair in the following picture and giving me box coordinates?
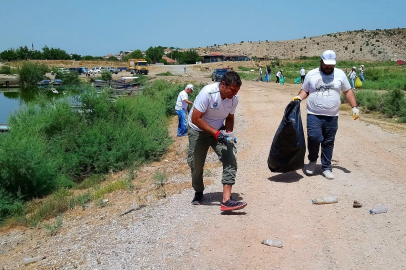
[221,71,242,87]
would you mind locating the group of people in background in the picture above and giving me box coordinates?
[347,65,365,89]
[258,66,284,84]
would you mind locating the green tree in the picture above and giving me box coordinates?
[107,56,119,61]
[0,48,17,61]
[146,46,164,64]
[18,62,49,86]
[122,49,144,62]
[15,46,30,60]
[183,50,199,64]
[82,55,96,61]
[71,54,82,61]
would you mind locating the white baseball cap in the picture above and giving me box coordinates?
[321,50,336,65]
[186,84,194,91]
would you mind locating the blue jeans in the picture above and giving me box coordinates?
[307,114,338,171]
[350,78,355,89]
[359,74,364,82]
[176,109,187,136]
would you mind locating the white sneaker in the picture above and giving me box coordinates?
[305,161,317,175]
[322,170,334,180]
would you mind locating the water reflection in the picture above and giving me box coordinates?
[0,86,72,124]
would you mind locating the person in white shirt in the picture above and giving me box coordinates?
[300,67,306,83]
[359,65,365,82]
[275,70,283,84]
[175,84,194,137]
[258,66,263,82]
[292,50,359,180]
[187,71,246,211]
[347,66,357,89]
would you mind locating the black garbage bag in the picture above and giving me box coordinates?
[267,100,306,173]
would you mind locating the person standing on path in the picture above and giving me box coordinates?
[187,71,247,211]
[359,65,365,82]
[258,66,263,82]
[347,66,357,89]
[267,66,272,82]
[292,50,359,180]
[275,69,283,84]
[175,84,194,137]
[300,67,306,83]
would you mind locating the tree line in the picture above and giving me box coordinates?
[0,46,104,62]
[0,45,201,64]
[123,46,201,65]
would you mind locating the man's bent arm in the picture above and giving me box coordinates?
[191,109,218,136]
[342,89,357,107]
[224,114,234,132]
[297,89,309,100]
[184,99,193,105]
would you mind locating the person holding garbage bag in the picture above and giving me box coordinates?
[187,71,247,211]
[292,50,359,180]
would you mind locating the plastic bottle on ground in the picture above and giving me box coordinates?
[261,239,283,248]
[370,206,388,214]
[312,196,338,204]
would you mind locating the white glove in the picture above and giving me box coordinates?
[292,96,302,102]
[352,107,359,120]
[221,130,234,137]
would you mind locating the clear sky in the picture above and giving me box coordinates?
[1,0,405,56]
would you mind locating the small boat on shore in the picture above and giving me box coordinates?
[37,80,51,86]
[92,79,108,88]
[53,79,63,85]
[0,124,10,132]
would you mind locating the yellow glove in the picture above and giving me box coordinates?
[292,96,302,102]
[352,107,359,120]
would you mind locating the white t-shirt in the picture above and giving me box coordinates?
[300,68,306,76]
[175,90,189,111]
[276,71,281,77]
[188,83,238,131]
[302,67,351,116]
[348,70,356,79]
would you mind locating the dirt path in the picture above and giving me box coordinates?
[1,75,406,270]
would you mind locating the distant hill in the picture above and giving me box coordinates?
[195,28,406,61]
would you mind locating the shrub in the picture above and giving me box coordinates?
[383,89,406,118]
[0,189,24,222]
[0,65,12,74]
[18,62,49,86]
[101,70,112,81]
[156,72,173,76]
[0,82,180,221]
[63,71,80,84]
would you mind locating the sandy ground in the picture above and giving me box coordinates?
[1,68,406,270]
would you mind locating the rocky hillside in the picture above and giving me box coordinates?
[195,28,406,61]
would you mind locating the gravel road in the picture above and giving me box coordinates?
[1,73,406,270]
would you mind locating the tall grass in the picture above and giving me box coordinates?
[0,81,186,222]
[342,89,406,122]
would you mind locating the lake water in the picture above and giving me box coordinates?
[0,90,21,124]
[0,87,52,124]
